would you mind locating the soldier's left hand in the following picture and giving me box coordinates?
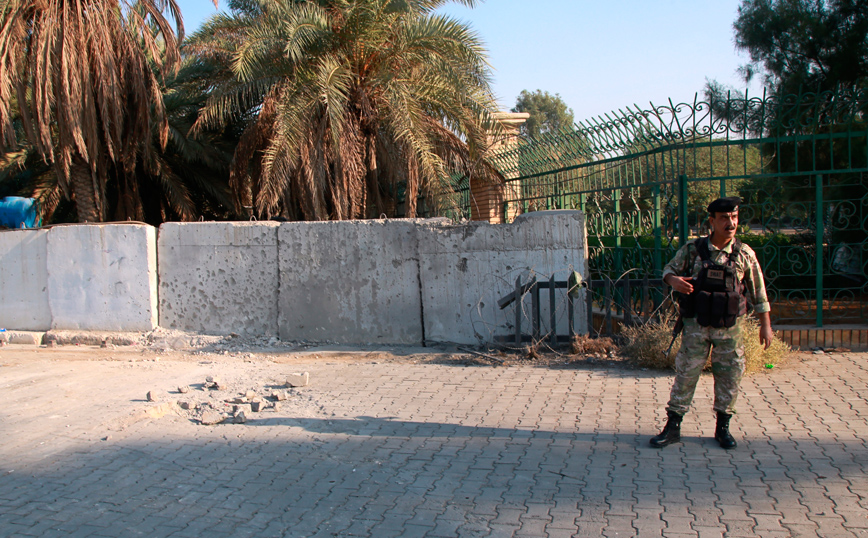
[759,325,774,350]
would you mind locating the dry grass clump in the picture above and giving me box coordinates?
[619,317,681,369]
[742,316,792,374]
[620,315,792,374]
[524,342,540,359]
[570,335,616,355]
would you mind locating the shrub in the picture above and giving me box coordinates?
[619,311,681,369]
[620,315,792,374]
[570,335,616,355]
[741,316,792,374]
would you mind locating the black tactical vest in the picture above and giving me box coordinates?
[678,236,748,328]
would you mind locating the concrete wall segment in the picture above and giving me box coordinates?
[0,214,587,344]
[46,224,158,331]
[0,229,51,330]
[158,222,280,336]
[418,210,587,345]
[277,219,426,344]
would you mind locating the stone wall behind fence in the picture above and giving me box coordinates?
[0,212,588,345]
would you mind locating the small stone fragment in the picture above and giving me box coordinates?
[285,372,310,388]
[272,402,281,412]
[178,385,189,394]
[233,411,247,424]
[178,401,192,410]
[200,410,224,425]
[251,400,263,412]
[245,390,256,400]
[147,390,158,402]
[271,390,287,401]
[100,339,109,348]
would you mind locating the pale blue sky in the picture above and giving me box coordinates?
[173,0,764,123]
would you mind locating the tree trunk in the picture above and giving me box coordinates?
[69,157,102,223]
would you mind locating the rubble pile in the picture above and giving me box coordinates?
[144,371,313,425]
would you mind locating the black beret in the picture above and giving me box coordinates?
[707,196,741,214]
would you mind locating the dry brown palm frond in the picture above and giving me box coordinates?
[1,0,183,222]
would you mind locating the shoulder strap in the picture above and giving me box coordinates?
[695,236,711,262]
[730,238,742,256]
[727,238,742,269]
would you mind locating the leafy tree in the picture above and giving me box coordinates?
[0,0,185,222]
[732,0,868,96]
[511,89,575,139]
[186,0,502,221]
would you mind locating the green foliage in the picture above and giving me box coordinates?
[511,90,575,139]
[733,0,868,96]
[187,0,501,221]
[735,231,796,249]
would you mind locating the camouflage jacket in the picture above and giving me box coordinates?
[662,237,771,314]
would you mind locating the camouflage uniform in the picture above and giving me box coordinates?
[662,238,770,415]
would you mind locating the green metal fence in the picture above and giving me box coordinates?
[437,87,868,326]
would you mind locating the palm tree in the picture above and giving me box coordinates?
[116,56,239,223]
[0,53,242,225]
[0,0,185,222]
[186,0,502,220]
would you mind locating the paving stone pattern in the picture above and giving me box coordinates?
[1,352,867,537]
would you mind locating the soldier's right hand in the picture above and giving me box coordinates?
[666,275,694,295]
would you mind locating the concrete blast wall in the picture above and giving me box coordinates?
[0,229,50,330]
[158,222,280,336]
[0,224,158,331]
[158,211,587,344]
[419,211,587,344]
[0,212,586,343]
[278,220,425,344]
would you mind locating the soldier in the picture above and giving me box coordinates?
[650,196,774,449]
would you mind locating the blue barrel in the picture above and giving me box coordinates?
[0,197,40,229]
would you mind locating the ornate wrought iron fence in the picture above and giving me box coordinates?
[435,87,868,327]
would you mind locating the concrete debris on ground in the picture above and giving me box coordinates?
[285,372,310,387]
[199,409,224,425]
[141,374,316,426]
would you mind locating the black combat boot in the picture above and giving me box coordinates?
[649,411,683,448]
[714,412,737,449]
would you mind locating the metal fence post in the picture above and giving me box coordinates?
[614,188,622,277]
[815,174,824,328]
[653,183,662,276]
[678,174,689,247]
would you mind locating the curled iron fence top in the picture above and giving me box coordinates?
[488,85,868,177]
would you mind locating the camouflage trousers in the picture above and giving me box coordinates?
[666,318,746,416]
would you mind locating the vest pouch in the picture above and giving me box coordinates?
[695,290,713,326]
[679,291,697,318]
[710,291,729,328]
[723,291,741,328]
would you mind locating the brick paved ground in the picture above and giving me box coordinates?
[0,348,866,537]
